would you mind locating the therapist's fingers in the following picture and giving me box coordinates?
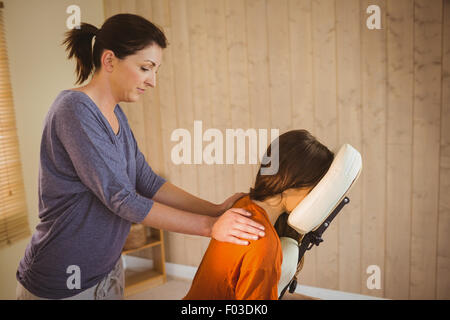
[234,222,266,238]
[211,208,265,245]
[226,236,249,246]
[229,208,266,231]
[220,192,249,213]
[229,228,260,241]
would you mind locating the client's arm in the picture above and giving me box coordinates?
[235,246,281,300]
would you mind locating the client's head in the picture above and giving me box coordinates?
[250,130,334,225]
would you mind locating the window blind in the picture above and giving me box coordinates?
[0,1,31,248]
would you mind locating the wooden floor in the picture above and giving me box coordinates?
[125,275,318,300]
[125,275,191,300]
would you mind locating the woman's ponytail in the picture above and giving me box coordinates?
[62,23,98,85]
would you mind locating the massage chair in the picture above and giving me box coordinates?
[277,144,362,299]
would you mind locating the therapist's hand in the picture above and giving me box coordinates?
[218,192,249,214]
[211,208,266,245]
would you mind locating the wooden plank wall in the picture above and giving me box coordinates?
[385,0,413,300]
[439,0,450,301]
[336,0,362,295]
[103,0,450,299]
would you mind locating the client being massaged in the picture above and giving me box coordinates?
[183,129,334,300]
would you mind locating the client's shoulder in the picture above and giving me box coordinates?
[232,195,252,209]
[231,194,280,249]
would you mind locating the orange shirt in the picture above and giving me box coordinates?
[184,195,282,300]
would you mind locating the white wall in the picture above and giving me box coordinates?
[0,0,104,299]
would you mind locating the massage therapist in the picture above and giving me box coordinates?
[16,13,265,300]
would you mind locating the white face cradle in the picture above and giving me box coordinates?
[287,144,363,235]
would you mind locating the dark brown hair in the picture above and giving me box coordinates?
[253,130,334,240]
[62,13,168,85]
[250,129,334,202]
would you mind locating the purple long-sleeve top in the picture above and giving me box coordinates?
[16,90,166,299]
